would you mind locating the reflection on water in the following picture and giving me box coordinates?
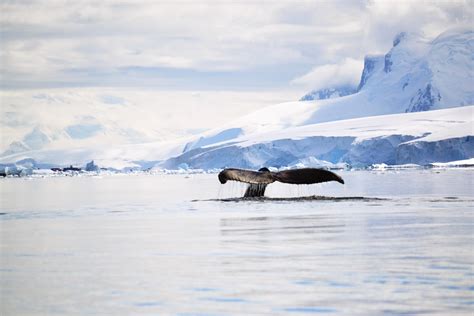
[1,169,473,315]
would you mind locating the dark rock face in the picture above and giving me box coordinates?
[406,83,442,112]
[384,53,393,73]
[300,86,357,101]
[393,32,407,47]
[384,32,408,73]
[357,55,383,91]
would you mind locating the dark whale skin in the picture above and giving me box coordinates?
[218,167,344,186]
[274,168,344,185]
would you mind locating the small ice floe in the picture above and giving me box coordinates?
[85,160,99,172]
[282,156,350,170]
[0,165,33,177]
[370,163,422,171]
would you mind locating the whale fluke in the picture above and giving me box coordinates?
[274,168,344,185]
[218,168,275,185]
[218,167,344,197]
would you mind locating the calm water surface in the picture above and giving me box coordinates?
[1,169,473,315]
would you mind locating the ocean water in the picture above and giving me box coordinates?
[1,169,473,315]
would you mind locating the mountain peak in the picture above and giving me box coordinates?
[300,85,357,101]
[391,31,427,47]
[393,32,408,47]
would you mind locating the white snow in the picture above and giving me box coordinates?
[431,158,474,167]
[232,106,474,147]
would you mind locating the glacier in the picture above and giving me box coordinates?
[161,106,473,169]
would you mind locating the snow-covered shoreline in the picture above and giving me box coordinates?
[1,157,473,179]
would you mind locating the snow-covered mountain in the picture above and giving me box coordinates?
[0,28,472,170]
[300,29,473,108]
[0,89,292,160]
[0,139,185,171]
[0,90,181,158]
[182,28,473,154]
[356,29,473,113]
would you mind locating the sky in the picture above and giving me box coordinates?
[1,0,472,91]
[0,0,473,148]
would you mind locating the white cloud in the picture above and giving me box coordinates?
[361,0,472,53]
[1,0,471,89]
[290,58,364,90]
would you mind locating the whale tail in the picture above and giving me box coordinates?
[218,167,344,198]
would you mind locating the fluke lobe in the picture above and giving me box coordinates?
[218,167,344,198]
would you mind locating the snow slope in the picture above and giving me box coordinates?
[162,106,474,169]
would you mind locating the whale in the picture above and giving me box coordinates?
[218,167,344,197]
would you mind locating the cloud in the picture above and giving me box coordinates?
[361,0,472,53]
[290,58,364,90]
[0,0,472,89]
